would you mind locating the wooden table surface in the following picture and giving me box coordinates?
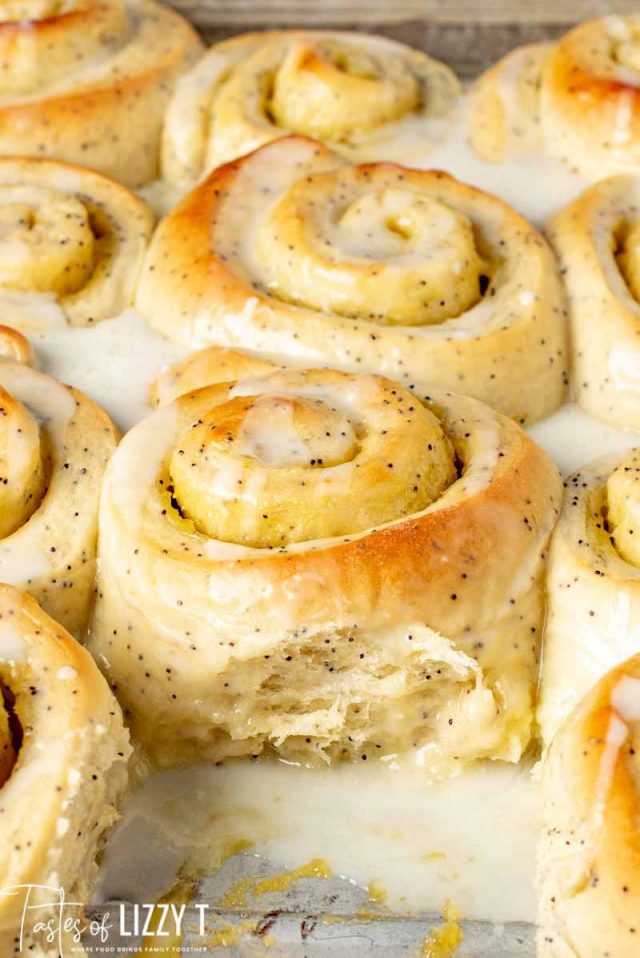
[170,0,635,73]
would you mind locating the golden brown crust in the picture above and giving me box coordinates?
[541,16,640,179]
[0,584,130,955]
[89,367,561,768]
[150,346,280,407]
[470,16,640,180]
[537,654,640,957]
[0,0,203,187]
[137,136,568,425]
[0,325,34,365]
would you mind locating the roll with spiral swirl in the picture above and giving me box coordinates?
[470,15,640,179]
[537,653,640,958]
[161,30,460,186]
[546,175,640,429]
[89,366,561,770]
[0,584,130,955]
[0,356,118,637]
[538,448,640,746]
[0,0,202,187]
[469,43,550,164]
[0,156,153,328]
[542,15,640,180]
[137,136,568,425]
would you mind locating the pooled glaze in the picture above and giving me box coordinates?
[97,760,539,923]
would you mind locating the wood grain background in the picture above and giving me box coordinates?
[170,0,637,72]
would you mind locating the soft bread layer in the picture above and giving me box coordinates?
[538,450,640,746]
[0,0,203,187]
[546,175,640,429]
[89,367,561,770]
[0,157,153,327]
[537,654,640,957]
[0,585,130,954]
[161,29,459,185]
[137,135,568,425]
[0,360,118,637]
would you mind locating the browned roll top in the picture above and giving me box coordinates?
[0,0,203,186]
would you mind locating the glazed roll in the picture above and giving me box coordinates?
[470,15,640,179]
[0,157,153,329]
[0,585,130,954]
[89,366,561,770]
[538,448,640,746]
[0,357,118,637]
[537,653,640,958]
[542,15,640,180]
[161,30,460,186]
[469,43,550,164]
[546,176,640,429]
[0,0,202,187]
[137,136,568,425]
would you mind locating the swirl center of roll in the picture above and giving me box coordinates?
[256,172,486,326]
[168,372,456,548]
[0,385,46,539]
[197,393,358,468]
[0,187,96,295]
[615,219,640,302]
[610,22,640,72]
[607,449,640,566]
[0,679,18,787]
[269,39,420,141]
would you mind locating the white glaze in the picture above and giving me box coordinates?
[0,625,25,664]
[33,308,187,433]
[97,760,539,923]
[528,402,640,476]
[594,714,629,826]
[57,666,78,681]
[406,97,585,226]
[612,675,640,721]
